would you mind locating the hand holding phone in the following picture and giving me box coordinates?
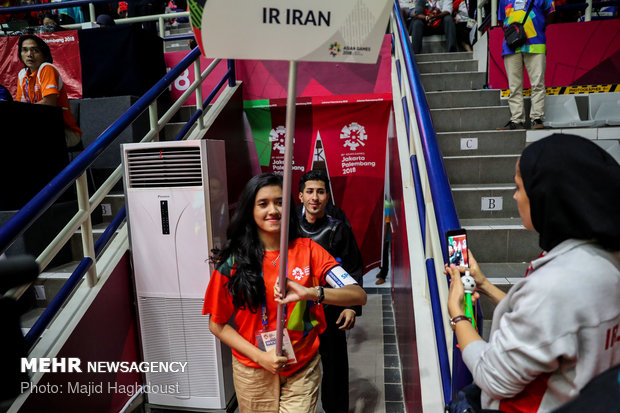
[446,229,476,329]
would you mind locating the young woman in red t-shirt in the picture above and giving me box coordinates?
[203,173,366,412]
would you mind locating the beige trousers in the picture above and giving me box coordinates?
[504,52,546,123]
[232,352,321,413]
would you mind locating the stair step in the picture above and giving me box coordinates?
[480,262,530,280]
[415,51,473,63]
[21,307,46,330]
[437,130,526,157]
[426,89,502,109]
[443,154,520,185]
[163,121,197,141]
[172,105,197,123]
[431,106,511,132]
[164,42,191,52]
[420,71,486,92]
[168,26,192,35]
[163,122,185,140]
[99,193,125,223]
[451,184,519,219]
[460,218,541,263]
[417,34,450,54]
[34,260,83,308]
[417,59,478,74]
[70,222,122,261]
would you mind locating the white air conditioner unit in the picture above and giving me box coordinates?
[122,140,233,410]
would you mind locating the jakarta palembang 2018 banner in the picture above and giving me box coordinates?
[244,94,392,271]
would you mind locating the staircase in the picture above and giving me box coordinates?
[416,33,620,332]
[20,100,199,333]
[22,15,198,326]
[164,19,194,53]
[415,37,540,328]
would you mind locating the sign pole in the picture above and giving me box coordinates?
[276,60,298,356]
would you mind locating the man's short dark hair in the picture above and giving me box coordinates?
[17,34,53,65]
[299,170,330,193]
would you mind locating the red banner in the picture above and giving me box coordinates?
[244,94,392,271]
[163,51,229,106]
[244,99,315,188]
[0,31,82,99]
[311,97,392,270]
[311,97,391,178]
[164,34,392,106]
[488,20,620,89]
[235,35,392,101]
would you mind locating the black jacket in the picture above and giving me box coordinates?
[296,206,364,316]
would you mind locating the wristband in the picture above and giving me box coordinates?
[450,315,472,331]
[314,286,325,304]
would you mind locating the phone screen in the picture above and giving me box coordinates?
[446,231,469,268]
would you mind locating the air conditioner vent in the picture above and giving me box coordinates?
[126,147,203,188]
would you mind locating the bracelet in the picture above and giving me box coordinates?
[314,286,325,304]
[450,315,472,331]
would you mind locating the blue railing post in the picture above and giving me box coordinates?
[227,59,236,87]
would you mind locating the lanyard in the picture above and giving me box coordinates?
[260,297,287,332]
[261,299,269,330]
[259,256,287,332]
[24,77,34,104]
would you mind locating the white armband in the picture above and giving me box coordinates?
[325,265,357,288]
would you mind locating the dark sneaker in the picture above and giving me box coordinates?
[531,119,545,129]
[497,121,525,130]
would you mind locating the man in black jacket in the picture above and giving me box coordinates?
[296,170,363,413]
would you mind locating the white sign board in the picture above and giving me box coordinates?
[201,0,392,63]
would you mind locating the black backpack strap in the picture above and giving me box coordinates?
[522,0,536,24]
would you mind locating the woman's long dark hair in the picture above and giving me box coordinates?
[215,173,300,312]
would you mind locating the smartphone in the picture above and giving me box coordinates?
[445,229,469,268]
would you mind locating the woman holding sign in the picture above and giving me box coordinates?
[203,173,366,413]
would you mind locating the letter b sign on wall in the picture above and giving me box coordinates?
[481,197,503,211]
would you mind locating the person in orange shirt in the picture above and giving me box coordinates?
[203,173,367,413]
[15,34,82,149]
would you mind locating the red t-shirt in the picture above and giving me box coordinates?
[203,237,339,376]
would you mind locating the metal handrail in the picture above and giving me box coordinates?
[392,2,456,404]
[2,0,115,29]
[1,0,191,45]
[392,5,460,265]
[392,0,471,403]
[0,43,235,350]
[1,0,104,17]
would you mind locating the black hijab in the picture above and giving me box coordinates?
[519,133,620,252]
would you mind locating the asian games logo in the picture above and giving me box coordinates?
[328,42,341,57]
[269,126,287,155]
[291,267,304,281]
[340,122,368,151]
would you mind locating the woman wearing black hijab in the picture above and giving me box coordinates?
[445,134,620,412]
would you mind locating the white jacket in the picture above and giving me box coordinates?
[463,239,620,412]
